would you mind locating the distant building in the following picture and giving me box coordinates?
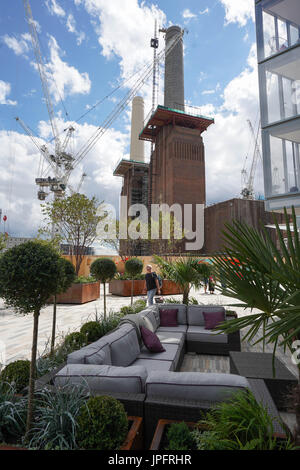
[255,0,300,216]
[4,236,36,251]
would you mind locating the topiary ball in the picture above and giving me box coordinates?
[90,258,117,283]
[76,396,128,450]
[80,321,102,343]
[125,258,143,277]
[0,360,31,393]
[63,332,85,351]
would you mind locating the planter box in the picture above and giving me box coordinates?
[109,280,145,297]
[49,282,100,304]
[150,419,197,451]
[0,444,28,450]
[120,416,143,450]
[109,279,183,297]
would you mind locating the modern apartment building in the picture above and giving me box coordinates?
[255,0,300,216]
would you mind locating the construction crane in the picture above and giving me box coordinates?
[17,0,75,201]
[18,1,184,197]
[241,119,262,200]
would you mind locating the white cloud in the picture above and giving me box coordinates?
[199,8,210,15]
[66,13,86,45]
[2,33,31,56]
[203,43,263,203]
[0,117,128,237]
[219,0,254,27]
[202,89,215,95]
[44,36,91,103]
[0,81,17,106]
[46,0,66,18]
[182,9,197,20]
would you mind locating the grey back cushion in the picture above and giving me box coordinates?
[137,309,158,332]
[158,304,187,325]
[67,338,111,366]
[109,324,141,366]
[55,364,147,394]
[188,305,225,326]
[146,371,249,402]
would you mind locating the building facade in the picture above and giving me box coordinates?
[255,0,300,215]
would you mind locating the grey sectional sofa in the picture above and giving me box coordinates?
[55,304,242,400]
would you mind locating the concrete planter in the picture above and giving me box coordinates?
[109,279,183,297]
[49,281,100,304]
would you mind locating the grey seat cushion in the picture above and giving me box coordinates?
[156,331,185,346]
[109,324,141,367]
[54,364,147,394]
[187,326,228,344]
[146,371,249,402]
[133,358,173,372]
[67,338,111,366]
[158,304,187,325]
[156,325,187,334]
[138,343,179,362]
[188,305,225,327]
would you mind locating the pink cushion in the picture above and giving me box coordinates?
[140,326,165,353]
[203,311,225,330]
[159,309,178,327]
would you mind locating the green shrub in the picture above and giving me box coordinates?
[192,391,295,450]
[76,396,128,450]
[0,382,27,443]
[29,384,88,450]
[115,272,145,280]
[63,332,85,351]
[98,312,123,336]
[120,305,135,316]
[166,422,196,450]
[73,276,97,284]
[80,321,102,343]
[132,299,147,312]
[0,360,31,393]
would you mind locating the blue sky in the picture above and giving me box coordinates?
[0,0,260,238]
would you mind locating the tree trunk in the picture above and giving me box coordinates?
[183,285,190,305]
[50,294,57,357]
[131,279,134,306]
[25,309,40,440]
[103,282,106,320]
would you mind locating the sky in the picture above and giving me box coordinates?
[0,0,263,240]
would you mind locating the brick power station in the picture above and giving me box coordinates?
[114,26,283,256]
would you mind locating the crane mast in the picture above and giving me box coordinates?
[241,119,262,200]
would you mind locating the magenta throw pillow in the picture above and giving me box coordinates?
[140,326,165,353]
[159,309,178,327]
[203,311,225,330]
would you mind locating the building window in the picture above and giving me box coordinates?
[256,0,300,62]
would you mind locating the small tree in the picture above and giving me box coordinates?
[0,233,8,253]
[0,241,61,436]
[50,258,76,356]
[125,258,143,306]
[90,258,116,319]
[41,194,106,275]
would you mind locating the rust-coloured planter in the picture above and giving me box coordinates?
[109,280,145,297]
[109,279,183,297]
[49,281,100,304]
[149,419,197,451]
[161,280,184,296]
[0,444,28,450]
[120,416,143,450]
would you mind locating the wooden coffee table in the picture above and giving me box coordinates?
[229,351,297,410]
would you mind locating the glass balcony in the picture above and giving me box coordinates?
[256,0,300,62]
[259,46,300,126]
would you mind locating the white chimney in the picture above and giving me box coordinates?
[130,96,145,162]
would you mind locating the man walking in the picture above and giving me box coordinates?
[144,265,161,306]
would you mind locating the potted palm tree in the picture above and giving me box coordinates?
[212,207,300,444]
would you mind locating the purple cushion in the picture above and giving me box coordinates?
[159,309,178,327]
[140,326,165,353]
[203,311,226,330]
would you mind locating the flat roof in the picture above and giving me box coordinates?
[139,105,214,142]
[113,158,149,177]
